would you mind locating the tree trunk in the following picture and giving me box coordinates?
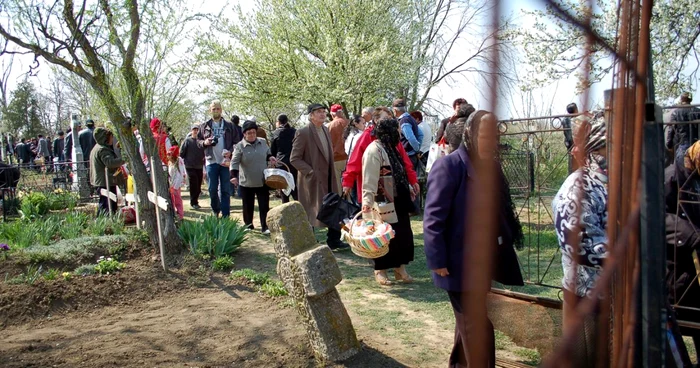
[91,81,185,256]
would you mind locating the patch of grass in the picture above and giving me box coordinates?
[514,347,541,365]
[211,255,234,272]
[231,268,271,286]
[230,268,288,297]
[0,212,129,250]
[260,280,288,297]
[277,298,295,309]
[43,268,61,281]
[5,264,43,284]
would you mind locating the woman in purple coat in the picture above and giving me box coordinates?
[423,110,524,368]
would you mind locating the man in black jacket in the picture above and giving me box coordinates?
[270,114,297,202]
[666,92,700,159]
[180,124,205,209]
[78,119,97,159]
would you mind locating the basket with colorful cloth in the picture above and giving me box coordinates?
[341,212,395,259]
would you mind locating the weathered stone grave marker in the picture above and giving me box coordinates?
[267,202,360,361]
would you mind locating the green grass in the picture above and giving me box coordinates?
[0,212,126,250]
[230,268,289,297]
[326,219,543,366]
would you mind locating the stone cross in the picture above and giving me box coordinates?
[267,202,360,361]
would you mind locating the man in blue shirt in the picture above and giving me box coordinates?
[392,98,423,169]
[392,98,423,213]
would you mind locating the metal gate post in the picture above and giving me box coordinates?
[638,38,666,367]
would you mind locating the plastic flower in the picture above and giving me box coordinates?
[0,244,9,251]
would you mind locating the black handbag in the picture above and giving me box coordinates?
[316,192,360,231]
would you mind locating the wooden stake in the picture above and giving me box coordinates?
[150,157,167,271]
[132,177,141,229]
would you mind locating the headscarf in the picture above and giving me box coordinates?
[463,110,524,250]
[684,141,700,171]
[373,118,410,194]
[571,112,607,170]
[150,117,168,164]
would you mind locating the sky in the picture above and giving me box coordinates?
[0,0,695,126]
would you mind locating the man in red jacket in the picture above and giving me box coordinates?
[342,108,419,200]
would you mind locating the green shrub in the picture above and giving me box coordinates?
[19,235,129,265]
[211,255,234,271]
[73,264,97,276]
[46,189,79,211]
[86,215,125,236]
[43,268,61,281]
[127,229,150,245]
[0,220,37,249]
[59,212,90,240]
[178,216,248,258]
[19,192,50,219]
[94,256,126,274]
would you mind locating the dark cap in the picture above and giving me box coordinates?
[57,131,65,136]
[392,98,407,108]
[307,103,326,114]
[85,119,95,126]
[242,120,258,133]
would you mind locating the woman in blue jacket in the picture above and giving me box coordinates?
[423,110,523,368]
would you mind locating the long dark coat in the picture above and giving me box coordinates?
[423,144,523,292]
[290,122,338,227]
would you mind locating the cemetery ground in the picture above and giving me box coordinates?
[0,191,559,367]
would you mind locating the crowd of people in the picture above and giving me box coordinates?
[5,91,700,367]
[2,119,98,171]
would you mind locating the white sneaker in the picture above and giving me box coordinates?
[262,229,271,235]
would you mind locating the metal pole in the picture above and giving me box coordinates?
[638,33,666,368]
[105,167,112,215]
[132,176,141,229]
[150,157,167,271]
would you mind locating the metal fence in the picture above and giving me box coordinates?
[660,103,700,330]
[0,159,97,221]
[496,115,575,298]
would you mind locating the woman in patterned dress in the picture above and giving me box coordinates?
[551,113,608,368]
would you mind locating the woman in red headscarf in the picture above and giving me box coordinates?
[150,117,171,165]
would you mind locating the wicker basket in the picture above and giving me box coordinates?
[341,212,394,259]
[264,162,291,190]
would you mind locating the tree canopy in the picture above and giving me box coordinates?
[511,0,700,102]
[199,0,512,119]
[2,79,44,138]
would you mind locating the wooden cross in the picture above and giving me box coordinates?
[149,157,168,271]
